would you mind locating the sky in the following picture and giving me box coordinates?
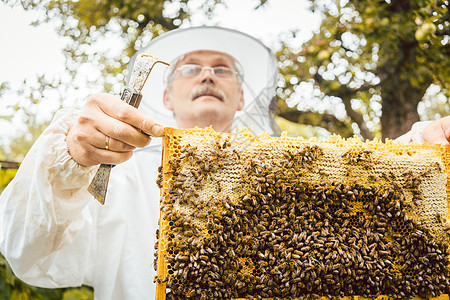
[0,5,66,84]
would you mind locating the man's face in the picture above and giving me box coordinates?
[163,50,244,132]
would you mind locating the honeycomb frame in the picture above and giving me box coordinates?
[156,127,450,300]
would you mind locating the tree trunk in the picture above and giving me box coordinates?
[378,39,431,140]
[380,78,426,140]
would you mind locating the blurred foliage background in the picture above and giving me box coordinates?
[0,0,449,297]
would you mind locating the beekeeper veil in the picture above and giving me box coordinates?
[128,26,279,135]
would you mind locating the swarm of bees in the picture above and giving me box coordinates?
[155,128,450,300]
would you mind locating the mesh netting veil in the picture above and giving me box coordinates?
[127,26,279,135]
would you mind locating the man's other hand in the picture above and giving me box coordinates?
[66,93,164,167]
[423,116,450,146]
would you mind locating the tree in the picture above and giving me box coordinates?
[277,0,450,140]
[10,0,224,93]
[3,0,449,143]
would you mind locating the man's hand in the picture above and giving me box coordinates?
[66,93,164,167]
[422,116,450,146]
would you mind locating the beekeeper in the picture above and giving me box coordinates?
[0,26,448,300]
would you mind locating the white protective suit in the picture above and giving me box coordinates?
[0,108,162,299]
[0,26,431,300]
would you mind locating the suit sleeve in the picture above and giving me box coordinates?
[0,108,99,288]
[395,121,432,143]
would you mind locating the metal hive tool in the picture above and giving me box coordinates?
[156,127,450,300]
[88,54,169,205]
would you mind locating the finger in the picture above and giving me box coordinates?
[83,143,134,165]
[67,128,134,166]
[423,117,450,146]
[89,93,165,137]
[83,95,152,148]
[96,116,152,149]
[92,132,138,153]
[441,116,450,143]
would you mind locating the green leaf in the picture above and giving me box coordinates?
[10,290,29,300]
[62,287,93,300]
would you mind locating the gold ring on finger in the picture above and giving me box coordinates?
[105,135,110,150]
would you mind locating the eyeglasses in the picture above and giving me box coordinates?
[174,64,239,80]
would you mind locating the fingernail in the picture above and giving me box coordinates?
[151,124,164,137]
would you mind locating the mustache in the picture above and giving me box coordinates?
[190,84,226,102]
